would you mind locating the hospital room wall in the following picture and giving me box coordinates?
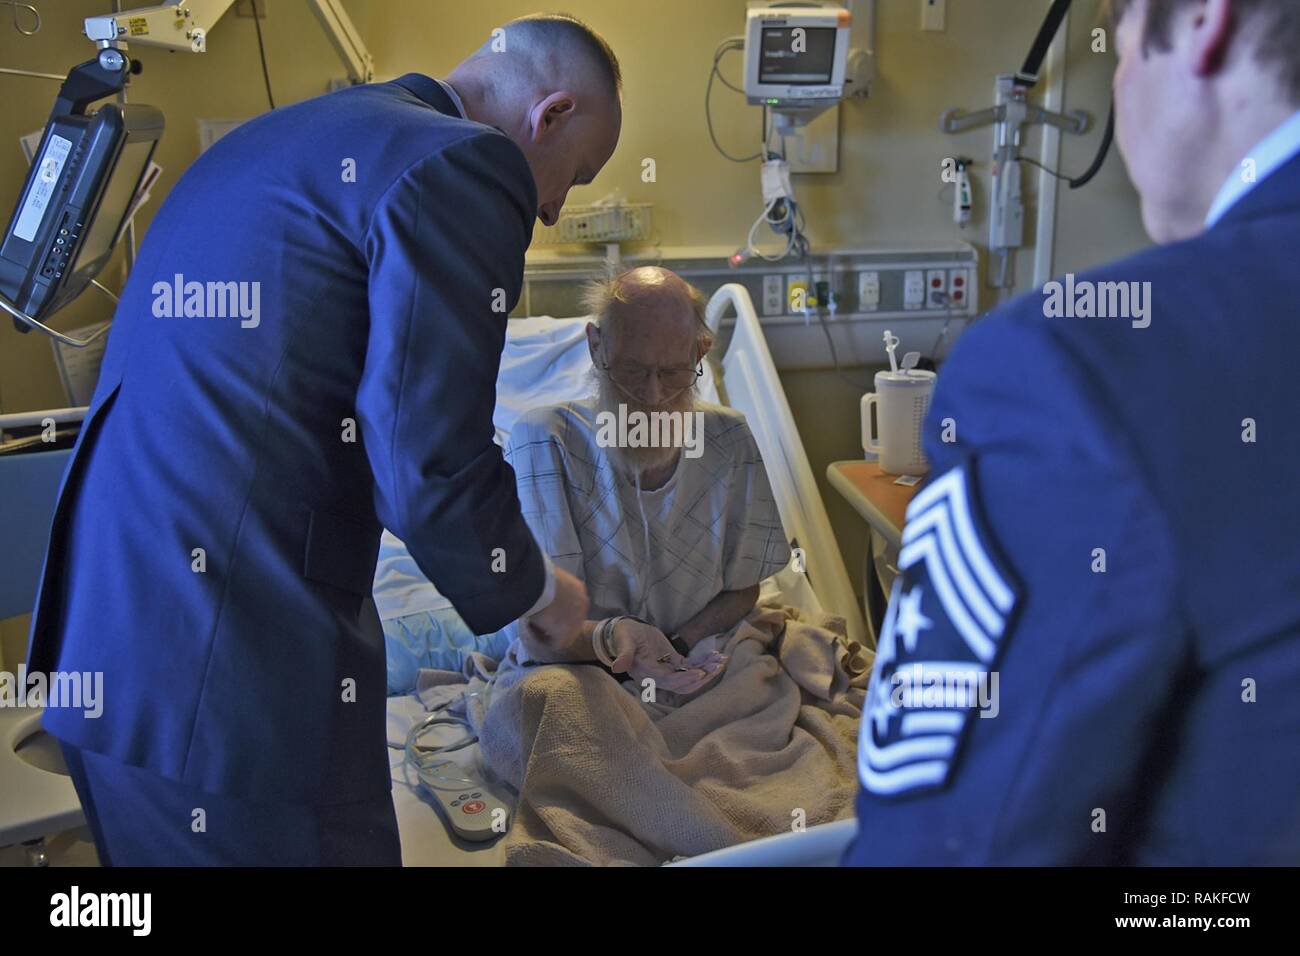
[355,0,1147,263]
[0,0,1152,643]
[356,0,1150,610]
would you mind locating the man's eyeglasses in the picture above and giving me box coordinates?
[598,358,704,393]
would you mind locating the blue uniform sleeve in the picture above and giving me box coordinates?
[845,305,1191,864]
[357,131,546,635]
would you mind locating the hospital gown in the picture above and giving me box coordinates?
[502,398,790,645]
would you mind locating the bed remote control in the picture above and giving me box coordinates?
[421,778,510,842]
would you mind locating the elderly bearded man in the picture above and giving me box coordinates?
[501,266,792,690]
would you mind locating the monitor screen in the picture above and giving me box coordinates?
[758,26,837,84]
[70,138,154,277]
[0,85,163,329]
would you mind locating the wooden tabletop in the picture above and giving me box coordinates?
[826,460,921,550]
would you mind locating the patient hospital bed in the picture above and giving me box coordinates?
[0,284,864,866]
[389,283,864,866]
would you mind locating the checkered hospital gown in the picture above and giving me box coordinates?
[503,399,791,637]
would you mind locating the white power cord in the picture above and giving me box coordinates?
[403,700,480,792]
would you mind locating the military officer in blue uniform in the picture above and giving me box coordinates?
[27,16,619,865]
[845,0,1300,864]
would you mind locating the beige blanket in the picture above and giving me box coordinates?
[431,603,868,866]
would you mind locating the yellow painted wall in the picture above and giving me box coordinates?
[355,0,1146,263]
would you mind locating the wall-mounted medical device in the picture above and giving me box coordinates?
[0,50,163,347]
[743,3,852,120]
[718,3,872,290]
[940,0,1112,289]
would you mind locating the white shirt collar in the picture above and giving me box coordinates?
[1205,109,1300,227]
[434,78,468,120]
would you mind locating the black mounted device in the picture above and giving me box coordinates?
[0,49,163,346]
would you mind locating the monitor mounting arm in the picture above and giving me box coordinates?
[83,0,373,84]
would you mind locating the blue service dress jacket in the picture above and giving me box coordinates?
[845,153,1300,865]
[27,74,548,804]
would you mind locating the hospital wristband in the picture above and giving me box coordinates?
[592,616,625,668]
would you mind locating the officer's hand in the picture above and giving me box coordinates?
[610,619,727,695]
[527,566,589,653]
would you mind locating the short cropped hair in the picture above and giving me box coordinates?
[506,13,622,99]
[1103,0,1300,103]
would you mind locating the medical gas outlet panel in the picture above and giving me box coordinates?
[519,244,979,368]
[718,245,981,368]
[748,255,979,321]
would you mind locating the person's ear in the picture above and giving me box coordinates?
[1188,0,1232,76]
[529,92,577,144]
[586,322,601,361]
[697,332,714,360]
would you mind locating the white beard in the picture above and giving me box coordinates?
[593,374,698,478]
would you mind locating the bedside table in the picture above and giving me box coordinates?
[826,460,922,643]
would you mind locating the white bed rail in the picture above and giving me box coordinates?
[0,407,88,432]
[706,284,866,645]
[667,817,856,866]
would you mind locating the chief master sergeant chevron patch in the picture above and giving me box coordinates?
[858,461,1021,797]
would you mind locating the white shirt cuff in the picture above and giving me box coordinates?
[523,552,557,618]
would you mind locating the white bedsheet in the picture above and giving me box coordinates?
[386,566,824,866]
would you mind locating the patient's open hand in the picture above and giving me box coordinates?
[610,620,727,696]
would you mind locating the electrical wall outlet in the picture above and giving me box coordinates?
[903,270,926,310]
[761,275,785,316]
[857,271,880,312]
